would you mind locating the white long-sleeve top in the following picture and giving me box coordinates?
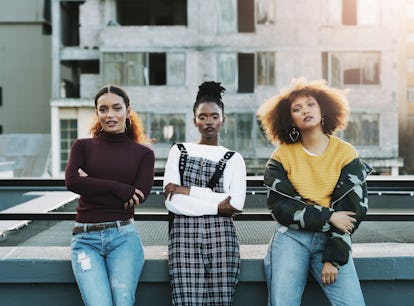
[163,143,246,216]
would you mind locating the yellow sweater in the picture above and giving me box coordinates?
[271,136,357,208]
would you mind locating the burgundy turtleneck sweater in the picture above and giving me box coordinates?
[65,132,155,223]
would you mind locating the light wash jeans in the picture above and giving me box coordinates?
[264,223,365,306]
[71,221,145,306]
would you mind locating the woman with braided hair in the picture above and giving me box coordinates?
[163,81,246,305]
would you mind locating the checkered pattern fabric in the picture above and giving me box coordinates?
[169,155,240,305]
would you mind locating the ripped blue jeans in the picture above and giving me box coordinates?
[264,223,365,306]
[71,221,145,306]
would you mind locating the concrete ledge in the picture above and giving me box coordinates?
[1,244,414,306]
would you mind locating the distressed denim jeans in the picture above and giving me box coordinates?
[264,223,365,306]
[71,221,145,306]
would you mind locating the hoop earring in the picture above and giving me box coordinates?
[125,118,131,131]
[289,127,300,142]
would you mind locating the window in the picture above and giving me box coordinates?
[148,113,185,145]
[407,4,414,19]
[408,87,414,102]
[103,52,185,86]
[0,125,2,134]
[222,113,273,157]
[340,113,379,146]
[256,0,275,25]
[218,52,275,93]
[116,0,187,26]
[60,119,77,171]
[257,52,275,86]
[217,0,255,33]
[323,0,379,26]
[167,53,186,85]
[225,113,253,153]
[322,52,380,86]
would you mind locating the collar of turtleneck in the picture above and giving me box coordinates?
[97,131,130,143]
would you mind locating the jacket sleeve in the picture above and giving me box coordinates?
[322,158,372,265]
[264,159,334,232]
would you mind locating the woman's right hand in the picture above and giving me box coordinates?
[218,196,241,217]
[124,188,145,209]
[329,211,356,234]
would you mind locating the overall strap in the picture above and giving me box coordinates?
[206,151,235,189]
[175,143,187,186]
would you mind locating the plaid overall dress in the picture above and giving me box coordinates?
[168,145,240,305]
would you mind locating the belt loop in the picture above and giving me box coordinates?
[83,224,88,233]
[116,220,121,231]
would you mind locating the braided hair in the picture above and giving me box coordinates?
[193,81,225,115]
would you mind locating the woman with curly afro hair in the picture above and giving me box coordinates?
[257,78,372,306]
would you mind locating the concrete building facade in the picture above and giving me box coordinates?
[0,0,52,134]
[400,0,414,174]
[50,0,403,177]
[0,0,52,177]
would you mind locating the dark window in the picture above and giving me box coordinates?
[0,125,2,134]
[60,2,80,46]
[149,53,166,85]
[117,0,187,26]
[342,0,357,25]
[238,53,254,93]
[238,0,255,32]
[43,0,52,34]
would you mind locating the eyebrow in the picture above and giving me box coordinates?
[198,112,220,116]
[291,97,314,107]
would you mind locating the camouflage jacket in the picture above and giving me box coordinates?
[264,157,373,265]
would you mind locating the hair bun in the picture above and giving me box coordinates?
[196,81,225,102]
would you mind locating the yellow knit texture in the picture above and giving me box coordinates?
[271,136,357,208]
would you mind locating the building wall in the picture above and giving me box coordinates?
[50,0,404,176]
[0,0,51,134]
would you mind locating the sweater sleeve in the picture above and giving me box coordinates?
[189,152,246,211]
[65,139,135,202]
[163,145,219,216]
[132,149,155,203]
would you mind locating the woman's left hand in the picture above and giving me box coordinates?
[163,183,190,200]
[124,188,145,209]
[321,262,338,286]
[78,168,88,177]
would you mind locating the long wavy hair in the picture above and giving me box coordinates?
[90,85,150,144]
[257,78,350,144]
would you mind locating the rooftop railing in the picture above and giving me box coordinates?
[0,177,413,221]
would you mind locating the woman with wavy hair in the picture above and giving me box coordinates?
[257,78,372,306]
[65,85,154,306]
